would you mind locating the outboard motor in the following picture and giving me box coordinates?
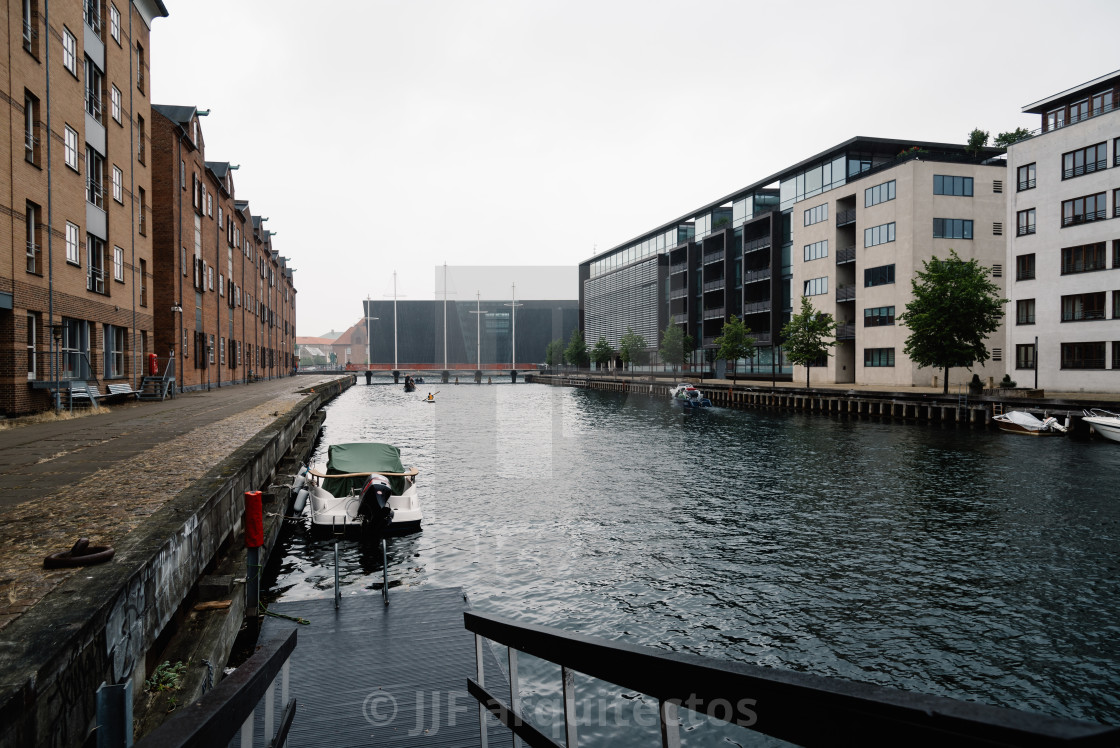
[357,473,394,532]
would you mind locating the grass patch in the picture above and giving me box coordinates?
[0,406,111,431]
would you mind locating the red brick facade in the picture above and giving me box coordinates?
[0,0,166,416]
[150,107,297,392]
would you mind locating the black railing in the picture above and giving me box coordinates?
[836,246,856,264]
[703,279,725,292]
[1063,160,1107,180]
[1061,261,1107,275]
[671,313,687,325]
[669,261,687,274]
[744,300,771,314]
[669,288,688,300]
[1062,309,1107,322]
[744,267,771,283]
[744,237,771,253]
[1062,358,1107,370]
[702,306,725,320]
[1017,223,1036,236]
[1018,178,1036,191]
[836,323,855,339]
[836,284,856,302]
[464,612,1118,748]
[1062,209,1108,227]
[836,208,856,226]
[703,250,724,265]
[134,631,297,748]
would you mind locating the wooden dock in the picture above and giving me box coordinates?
[258,588,512,747]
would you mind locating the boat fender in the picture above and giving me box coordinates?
[293,488,309,515]
[292,473,306,492]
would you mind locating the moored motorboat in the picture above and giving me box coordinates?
[404,375,417,393]
[993,410,1067,436]
[305,442,422,535]
[1082,409,1120,443]
[670,382,712,408]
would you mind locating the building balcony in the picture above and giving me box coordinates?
[703,249,724,265]
[670,261,688,275]
[836,284,856,302]
[744,237,771,253]
[752,332,772,346]
[836,323,855,340]
[744,267,771,283]
[744,300,771,314]
[669,287,689,301]
[671,313,688,325]
[836,208,856,227]
[703,279,725,292]
[836,246,856,265]
[703,306,725,320]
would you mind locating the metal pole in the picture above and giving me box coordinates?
[443,263,448,370]
[469,292,486,375]
[381,537,389,606]
[334,540,340,610]
[393,273,398,370]
[505,283,522,371]
[1034,335,1038,390]
[365,296,371,366]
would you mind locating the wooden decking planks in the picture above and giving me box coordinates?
[258,587,512,747]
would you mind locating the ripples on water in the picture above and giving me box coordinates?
[267,382,1120,740]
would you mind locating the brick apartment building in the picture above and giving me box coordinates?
[151,105,297,392]
[0,0,167,415]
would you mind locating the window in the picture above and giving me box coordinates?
[1046,107,1066,131]
[84,0,100,33]
[86,235,106,294]
[1017,163,1036,191]
[803,203,828,226]
[803,240,828,261]
[25,201,41,273]
[109,4,120,42]
[112,165,122,202]
[180,159,186,190]
[136,41,145,93]
[864,348,895,367]
[27,312,38,379]
[66,221,80,264]
[113,245,123,281]
[208,265,214,290]
[1070,99,1090,124]
[934,175,973,196]
[864,306,895,327]
[84,57,102,122]
[1115,188,1120,218]
[219,274,225,297]
[209,334,215,364]
[1016,299,1035,325]
[1017,208,1035,237]
[104,325,125,379]
[1016,254,1035,281]
[864,264,895,287]
[803,277,828,296]
[1062,341,1105,369]
[218,206,223,225]
[111,85,121,123]
[220,337,226,366]
[62,27,76,74]
[1016,343,1036,370]
[1062,292,1106,321]
[1093,90,1113,116]
[864,222,895,248]
[22,0,38,55]
[1062,193,1107,226]
[85,146,104,207]
[64,126,78,169]
[1115,240,1120,268]
[1062,143,1107,179]
[206,192,212,216]
[139,259,147,306]
[933,218,973,239]
[1115,292,1120,320]
[24,91,39,164]
[865,179,896,208]
[137,114,145,163]
[138,186,146,234]
[1062,242,1106,274]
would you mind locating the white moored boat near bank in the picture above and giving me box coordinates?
[1082,409,1120,443]
[304,442,422,535]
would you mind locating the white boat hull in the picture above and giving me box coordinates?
[1083,416,1120,443]
[306,472,422,534]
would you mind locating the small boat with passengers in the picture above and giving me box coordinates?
[303,442,422,535]
[993,410,1068,436]
[1081,408,1120,443]
[670,382,712,408]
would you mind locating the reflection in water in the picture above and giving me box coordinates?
[266,382,1120,739]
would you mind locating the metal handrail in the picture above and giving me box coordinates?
[702,306,725,320]
[1062,309,1107,322]
[836,247,856,264]
[836,208,856,226]
[1018,178,1036,190]
[1017,223,1036,236]
[1062,160,1107,179]
[744,300,771,314]
[836,284,856,302]
[744,267,771,282]
[744,237,771,252]
[1062,209,1107,227]
[703,279,725,292]
[464,611,1119,748]
[134,630,297,748]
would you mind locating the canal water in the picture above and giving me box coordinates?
[266,381,1120,742]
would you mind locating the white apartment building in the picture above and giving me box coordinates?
[1007,70,1120,394]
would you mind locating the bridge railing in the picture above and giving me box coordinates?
[465,611,1118,747]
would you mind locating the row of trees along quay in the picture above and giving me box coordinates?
[551,250,1005,394]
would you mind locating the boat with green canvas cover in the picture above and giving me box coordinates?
[305,442,422,535]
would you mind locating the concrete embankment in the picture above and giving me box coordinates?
[0,374,351,748]
[528,373,1118,433]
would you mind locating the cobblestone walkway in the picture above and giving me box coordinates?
[0,376,341,631]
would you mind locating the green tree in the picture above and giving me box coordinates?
[780,295,839,388]
[713,315,757,378]
[564,329,589,369]
[965,127,989,157]
[591,336,614,370]
[618,327,647,371]
[658,325,692,372]
[993,127,1032,148]
[898,249,1007,394]
[545,338,563,367]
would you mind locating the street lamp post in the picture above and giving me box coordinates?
[364,297,379,374]
[205,344,213,391]
[171,302,183,390]
[469,291,485,382]
[1034,335,1039,390]
[51,323,63,414]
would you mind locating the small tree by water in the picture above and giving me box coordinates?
[898,249,1006,394]
[591,336,613,370]
[714,315,756,378]
[658,324,692,372]
[564,329,589,369]
[545,338,563,367]
[619,327,647,370]
[781,296,839,387]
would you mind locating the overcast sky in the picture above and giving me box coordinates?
[151,0,1119,338]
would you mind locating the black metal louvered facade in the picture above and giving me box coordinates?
[582,255,667,350]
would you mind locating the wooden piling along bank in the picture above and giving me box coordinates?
[526,374,1095,429]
